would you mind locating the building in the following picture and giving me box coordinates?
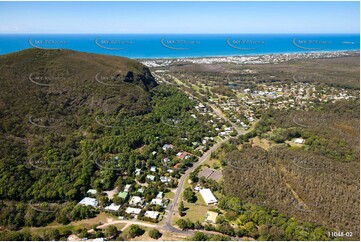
[156,192,164,199]
[145,211,160,219]
[78,197,98,207]
[150,166,157,172]
[125,207,141,215]
[200,189,218,205]
[124,184,132,192]
[162,144,174,151]
[151,198,164,207]
[294,138,305,144]
[135,168,142,176]
[146,175,155,181]
[205,211,218,223]
[160,176,170,183]
[118,191,128,200]
[105,203,121,211]
[129,196,144,206]
[176,151,191,160]
[87,189,97,195]
[162,157,170,163]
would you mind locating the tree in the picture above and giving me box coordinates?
[179,201,185,216]
[148,229,162,239]
[124,224,144,238]
[183,188,196,203]
[112,196,122,205]
[78,228,88,239]
[191,232,208,241]
[176,219,187,230]
[105,225,118,238]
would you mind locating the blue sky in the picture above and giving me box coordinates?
[0,1,359,34]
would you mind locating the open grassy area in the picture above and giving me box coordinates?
[20,212,116,235]
[250,137,271,150]
[164,191,175,200]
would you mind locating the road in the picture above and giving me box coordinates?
[153,72,247,239]
[89,73,246,239]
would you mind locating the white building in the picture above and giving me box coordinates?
[129,196,144,206]
[146,175,155,181]
[145,211,159,219]
[151,198,164,207]
[104,203,121,211]
[124,184,132,192]
[87,189,97,195]
[78,197,98,207]
[294,138,305,144]
[160,176,170,183]
[200,189,218,205]
[125,207,141,215]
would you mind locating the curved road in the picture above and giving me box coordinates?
[153,72,247,238]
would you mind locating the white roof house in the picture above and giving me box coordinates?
[162,144,174,151]
[156,192,164,199]
[150,166,157,172]
[125,207,141,215]
[146,175,155,181]
[200,189,218,205]
[87,189,97,195]
[145,211,160,219]
[294,138,305,144]
[78,197,98,207]
[104,203,121,211]
[160,176,170,183]
[129,196,144,206]
[135,168,142,176]
[124,184,132,192]
[151,198,164,207]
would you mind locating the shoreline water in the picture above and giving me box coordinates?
[136,49,360,60]
[0,33,359,59]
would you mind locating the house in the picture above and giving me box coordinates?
[150,166,157,172]
[135,168,142,176]
[160,176,170,183]
[205,211,218,223]
[137,188,144,194]
[125,207,141,215]
[105,203,121,211]
[146,175,155,181]
[87,189,97,195]
[162,157,170,163]
[124,184,131,192]
[118,191,128,201]
[152,151,157,156]
[78,197,98,207]
[294,138,305,144]
[167,169,174,173]
[162,144,174,151]
[145,211,160,219]
[200,189,218,205]
[176,151,191,160]
[156,192,164,199]
[151,198,164,207]
[129,196,144,206]
[194,185,201,192]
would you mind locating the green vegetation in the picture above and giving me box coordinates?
[148,228,162,239]
[0,49,214,232]
[123,224,145,239]
[221,100,360,240]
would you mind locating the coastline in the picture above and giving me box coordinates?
[137,49,360,61]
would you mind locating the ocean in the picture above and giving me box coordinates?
[0,34,359,59]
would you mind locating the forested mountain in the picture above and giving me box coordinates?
[0,49,214,232]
